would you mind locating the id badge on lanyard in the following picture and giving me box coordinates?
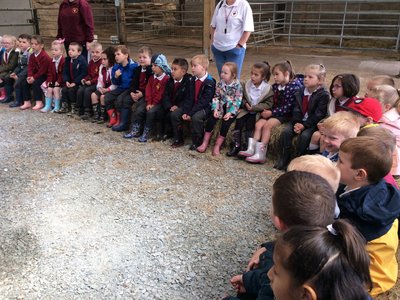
[224,6,235,34]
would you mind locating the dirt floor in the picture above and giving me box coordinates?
[1,45,400,299]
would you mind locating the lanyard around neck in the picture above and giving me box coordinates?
[224,5,235,34]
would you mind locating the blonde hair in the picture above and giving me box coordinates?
[191,54,209,69]
[323,111,359,138]
[305,64,326,81]
[222,62,238,80]
[2,34,17,49]
[369,75,395,88]
[90,41,102,51]
[369,84,399,107]
[287,155,340,192]
[138,46,153,57]
[51,40,65,53]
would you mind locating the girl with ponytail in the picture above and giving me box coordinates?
[268,219,372,300]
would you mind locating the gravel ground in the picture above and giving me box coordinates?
[0,105,282,299]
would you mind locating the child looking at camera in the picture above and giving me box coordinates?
[320,111,359,162]
[58,42,88,113]
[197,62,243,156]
[161,58,192,147]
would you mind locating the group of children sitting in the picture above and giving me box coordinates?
[1,33,400,299]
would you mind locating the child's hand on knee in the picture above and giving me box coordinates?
[246,246,267,271]
[223,113,232,121]
[230,275,246,294]
[294,123,305,134]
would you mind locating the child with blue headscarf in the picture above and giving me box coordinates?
[130,53,171,142]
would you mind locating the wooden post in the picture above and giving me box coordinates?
[203,0,215,59]
[120,0,127,44]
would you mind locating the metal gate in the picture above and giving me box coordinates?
[0,0,37,36]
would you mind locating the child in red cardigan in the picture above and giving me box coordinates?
[130,54,170,142]
[76,42,102,117]
[20,35,51,110]
[41,40,65,112]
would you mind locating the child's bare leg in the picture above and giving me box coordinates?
[253,119,268,141]
[41,87,54,112]
[51,87,62,112]
[238,118,267,157]
[245,118,279,163]
[99,95,105,106]
[54,87,61,100]
[260,118,281,146]
[47,87,54,98]
[91,92,99,105]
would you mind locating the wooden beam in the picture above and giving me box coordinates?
[120,0,127,44]
[203,0,215,59]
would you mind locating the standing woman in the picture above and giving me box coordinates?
[57,0,94,61]
[210,0,254,79]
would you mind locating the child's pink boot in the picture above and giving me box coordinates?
[197,132,212,153]
[20,101,32,110]
[32,100,44,110]
[0,87,5,101]
[212,135,225,156]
